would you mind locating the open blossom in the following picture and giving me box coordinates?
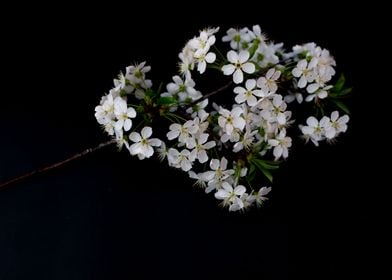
[222,50,255,84]
[214,182,247,211]
[167,148,194,171]
[113,97,137,132]
[234,79,265,106]
[257,68,281,94]
[222,27,252,50]
[162,75,201,102]
[268,129,292,160]
[190,133,216,163]
[329,111,349,135]
[255,187,272,206]
[129,127,161,159]
[166,120,198,148]
[300,116,331,146]
[292,59,316,88]
[218,106,246,135]
[203,157,235,193]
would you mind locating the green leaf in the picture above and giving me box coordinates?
[331,99,350,115]
[252,159,275,183]
[248,39,260,59]
[333,74,345,92]
[254,159,280,170]
[157,96,177,105]
[247,164,256,182]
[337,87,352,96]
[145,89,157,98]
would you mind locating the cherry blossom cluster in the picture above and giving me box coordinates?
[95,25,351,212]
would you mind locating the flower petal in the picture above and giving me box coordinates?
[141,126,152,139]
[242,62,255,74]
[227,50,238,63]
[222,64,235,75]
[129,132,141,142]
[233,69,244,84]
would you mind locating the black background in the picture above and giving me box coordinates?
[0,3,374,279]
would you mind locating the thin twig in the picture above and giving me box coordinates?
[190,81,233,106]
[0,139,116,190]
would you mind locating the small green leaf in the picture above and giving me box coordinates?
[246,164,256,183]
[333,74,345,92]
[252,159,274,183]
[248,39,260,59]
[157,96,177,105]
[254,159,280,170]
[331,99,350,115]
[144,89,158,99]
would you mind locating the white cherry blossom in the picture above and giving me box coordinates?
[222,50,255,84]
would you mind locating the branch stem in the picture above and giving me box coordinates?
[0,139,116,190]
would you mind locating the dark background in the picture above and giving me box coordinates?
[0,3,374,279]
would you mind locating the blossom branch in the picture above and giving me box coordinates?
[190,81,233,106]
[0,139,116,190]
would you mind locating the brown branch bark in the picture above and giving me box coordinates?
[0,139,116,190]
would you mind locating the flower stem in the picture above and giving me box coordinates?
[190,81,233,106]
[0,139,116,190]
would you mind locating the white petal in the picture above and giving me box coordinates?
[181,161,192,172]
[324,128,336,139]
[247,95,258,106]
[210,159,219,170]
[215,189,229,199]
[245,79,256,90]
[307,116,318,127]
[203,141,216,149]
[233,69,244,84]
[238,50,250,63]
[222,182,233,192]
[227,50,238,63]
[339,115,349,123]
[277,113,286,125]
[197,61,207,74]
[268,139,279,146]
[273,145,283,159]
[149,138,161,147]
[252,89,264,97]
[235,93,247,104]
[114,119,124,131]
[141,126,152,139]
[221,157,228,170]
[205,52,216,63]
[127,107,137,118]
[198,150,208,163]
[307,83,319,93]
[144,146,154,158]
[222,64,235,75]
[272,70,281,80]
[305,94,315,102]
[233,117,245,130]
[123,119,132,131]
[292,68,302,77]
[234,185,246,196]
[130,142,143,155]
[241,62,255,74]
[202,171,215,181]
[331,111,339,121]
[266,68,274,79]
[129,132,141,143]
[233,86,246,95]
[167,130,180,140]
[298,76,307,88]
[318,91,328,99]
[301,126,314,135]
